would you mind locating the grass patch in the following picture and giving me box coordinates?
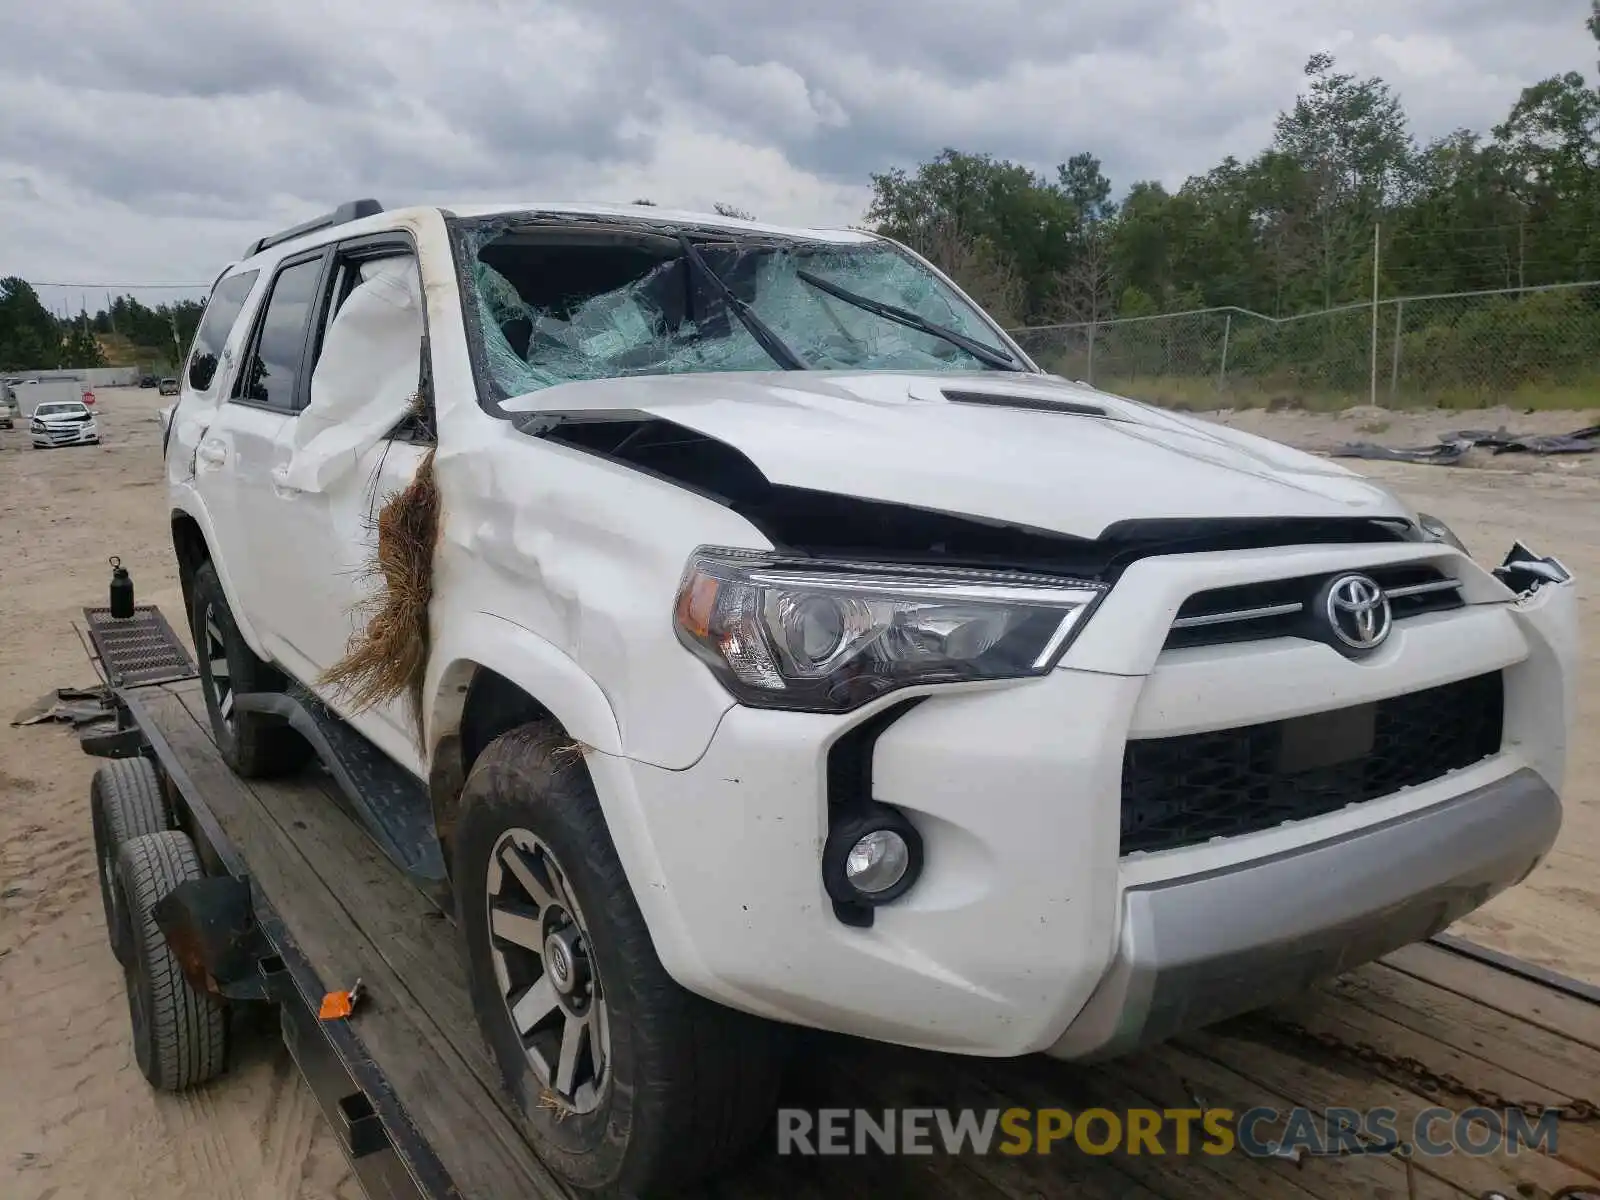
[319,448,440,742]
[1077,374,1600,413]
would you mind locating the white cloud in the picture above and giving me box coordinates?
[0,0,1590,298]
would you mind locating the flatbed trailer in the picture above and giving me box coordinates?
[83,607,1600,1200]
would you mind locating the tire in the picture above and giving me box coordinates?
[190,560,312,779]
[115,831,229,1090]
[454,724,789,1196]
[91,758,175,966]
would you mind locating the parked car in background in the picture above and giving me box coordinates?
[158,378,180,396]
[30,398,100,448]
[140,374,158,388]
[0,381,18,428]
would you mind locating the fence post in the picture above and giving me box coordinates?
[1086,321,1097,385]
[1217,313,1232,392]
[1389,300,1403,401]
[1368,222,1381,407]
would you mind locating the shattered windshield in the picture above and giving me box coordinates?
[456,220,1026,400]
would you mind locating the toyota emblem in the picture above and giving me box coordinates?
[1325,573,1392,651]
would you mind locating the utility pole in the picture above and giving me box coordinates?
[1368,222,1381,407]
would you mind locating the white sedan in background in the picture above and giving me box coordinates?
[30,399,101,448]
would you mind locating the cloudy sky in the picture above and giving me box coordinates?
[1,0,1590,312]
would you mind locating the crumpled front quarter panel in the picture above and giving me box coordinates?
[430,413,768,770]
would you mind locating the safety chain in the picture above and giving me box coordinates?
[1261,1017,1600,1124]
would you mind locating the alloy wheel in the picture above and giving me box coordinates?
[202,604,235,732]
[486,829,612,1114]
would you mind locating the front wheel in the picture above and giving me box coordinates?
[454,724,789,1196]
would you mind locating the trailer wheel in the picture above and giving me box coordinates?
[91,758,174,966]
[116,831,230,1091]
[190,561,312,779]
[454,723,789,1196]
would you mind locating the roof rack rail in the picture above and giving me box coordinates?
[244,199,385,259]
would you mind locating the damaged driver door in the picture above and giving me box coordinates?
[261,238,432,777]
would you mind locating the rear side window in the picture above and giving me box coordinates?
[186,270,259,394]
[232,257,323,412]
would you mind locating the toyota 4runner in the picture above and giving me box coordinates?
[164,198,1578,1196]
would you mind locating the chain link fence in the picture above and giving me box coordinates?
[1008,281,1600,410]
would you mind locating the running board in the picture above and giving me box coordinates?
[233,687,449,898]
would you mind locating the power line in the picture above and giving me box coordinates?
[28,280,209,289]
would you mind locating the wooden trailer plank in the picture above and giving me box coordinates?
[1104,1040,1457,1199]
[1321,960,1600,1117]
[1186,1015,1600,1198]
[1264,994,1600,1178]
[1382,942,1600,1053]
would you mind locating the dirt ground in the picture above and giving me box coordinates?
[0,386,1595,1199]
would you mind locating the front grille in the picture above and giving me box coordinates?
[1165,562,1463,650]
[1119,671,1503,855]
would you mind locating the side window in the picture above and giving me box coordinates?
[185,270,259,394]
[231,256,324,413]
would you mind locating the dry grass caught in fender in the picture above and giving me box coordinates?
[318,446,440,740]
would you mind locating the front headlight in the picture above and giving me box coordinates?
[673,547,1107,712]
[1417,512,1468,556]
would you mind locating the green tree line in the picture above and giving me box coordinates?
[0,277,202,372]
[867,23,1598,328]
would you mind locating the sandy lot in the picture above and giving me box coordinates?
[1,386,1595,1198]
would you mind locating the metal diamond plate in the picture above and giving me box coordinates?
[82,605,197,687]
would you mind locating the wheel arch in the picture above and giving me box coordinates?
[423,615,625,876]
[170,509,208,617]
[168,505,272,660]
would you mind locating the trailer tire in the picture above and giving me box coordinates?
[454,723,789,1197]
[116,831,230,1091]
[91,758,174,966]
[190,561,312,779]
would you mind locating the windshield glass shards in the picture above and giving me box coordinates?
[456,219,1024,400]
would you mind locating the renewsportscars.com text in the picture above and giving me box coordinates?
[777,1106,1562,1159]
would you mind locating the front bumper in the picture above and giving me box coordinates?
[33,422,99,446]
[1046,766,1559,1060]
[605,542,1577,1057]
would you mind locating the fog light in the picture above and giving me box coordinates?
[845,830,909,894]
[822,803,924,925]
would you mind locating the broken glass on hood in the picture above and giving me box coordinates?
[458,219,1026,402]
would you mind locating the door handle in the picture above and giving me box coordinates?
[196,440,227,466]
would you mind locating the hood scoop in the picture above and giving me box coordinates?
[940,388,1110,419]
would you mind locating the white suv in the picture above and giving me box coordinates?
[165,199,1577,1195]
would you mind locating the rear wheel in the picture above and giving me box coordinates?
[190,560,312,779]
[116,831,229,1090]
[90,758,174,966]
[454,723,789,1196]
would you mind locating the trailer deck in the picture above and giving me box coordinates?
[121,674,1600,1200]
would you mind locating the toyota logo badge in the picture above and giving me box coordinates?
[1325,573,1391,651]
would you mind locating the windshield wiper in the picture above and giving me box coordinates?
[794,269,1022,371]
[677,235,807,371]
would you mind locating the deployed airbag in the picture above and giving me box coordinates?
[280,256,424,492]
